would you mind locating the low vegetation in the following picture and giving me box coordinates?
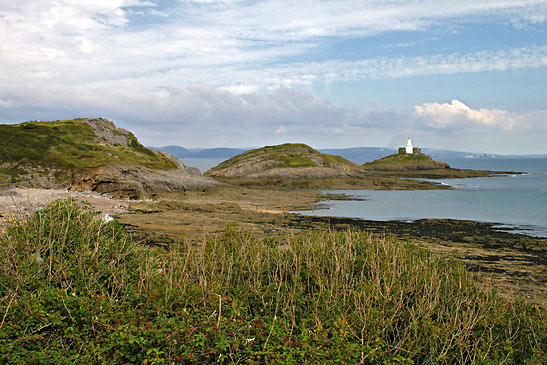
[0,174,10,187]
[0,199,545,363]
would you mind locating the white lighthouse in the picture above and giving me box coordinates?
[398,138,421,154]
[405,138,414,154]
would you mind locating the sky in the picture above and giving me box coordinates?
[1,0,546,154]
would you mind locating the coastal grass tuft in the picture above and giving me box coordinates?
[0,199,545,363]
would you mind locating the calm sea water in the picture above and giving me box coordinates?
[180,158,225,173]
[302,158,547,238]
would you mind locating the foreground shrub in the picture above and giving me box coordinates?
[0,199,545,363]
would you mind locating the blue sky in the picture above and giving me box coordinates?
[0,0,546,154]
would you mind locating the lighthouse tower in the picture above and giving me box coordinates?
[405,138,413,154]
[398,138,422,154]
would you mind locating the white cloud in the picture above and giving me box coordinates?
[170,0,547,41]
[218,84,260,95]
[1,1,546,93]
[414,99,516,129]
[249,46,547,87]
[0,84,342,143]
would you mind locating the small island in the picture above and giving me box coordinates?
[363,138,450,171]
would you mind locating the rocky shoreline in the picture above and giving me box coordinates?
[1,181,545,306]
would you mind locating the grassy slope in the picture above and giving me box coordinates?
[363,153,450,170]
[208,143,357,173]
[0,119,177,176]
[0,199,545,363]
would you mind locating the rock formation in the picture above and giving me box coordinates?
[206,143,361,178]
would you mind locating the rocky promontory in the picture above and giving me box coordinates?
[206,143,361,178]
[0,118,217,198]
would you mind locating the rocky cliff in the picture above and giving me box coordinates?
[206,143,360,178]
[0,118,217,198]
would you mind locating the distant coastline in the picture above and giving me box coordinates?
[151,145,547,166]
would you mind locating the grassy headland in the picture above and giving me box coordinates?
[0,118,217,198]
[0,119,177,169]
[0,199,545,363]
[0,118,177,185]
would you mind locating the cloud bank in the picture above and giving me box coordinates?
[2,84,545,154]
[415,99,517,130]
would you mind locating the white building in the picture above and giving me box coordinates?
[398,138,422,154]
[405,138,414,154]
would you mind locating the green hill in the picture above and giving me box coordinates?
[362,153,450,171]
[0,118,215,196]
[207,143,359,178]
[0,118,176,172]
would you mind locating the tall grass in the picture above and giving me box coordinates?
[0,199,545,363]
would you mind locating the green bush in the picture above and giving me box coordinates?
[0,199,545,363]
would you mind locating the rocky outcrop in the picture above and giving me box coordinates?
[83,118,132,146]
[207,143,361,178]
[9,152,217,198]
[69,164,217,199]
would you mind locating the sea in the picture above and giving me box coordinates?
[301,158,547,238]
[180,158,224,172]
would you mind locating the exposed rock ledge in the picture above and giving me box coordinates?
[69,164,219,199]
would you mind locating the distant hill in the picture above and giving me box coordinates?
[152,145,194,158]
[192,148,248,159]
[362,153,450,171]
[151,146,247,160]
[206,143,359,178]
[0,118,215,197]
